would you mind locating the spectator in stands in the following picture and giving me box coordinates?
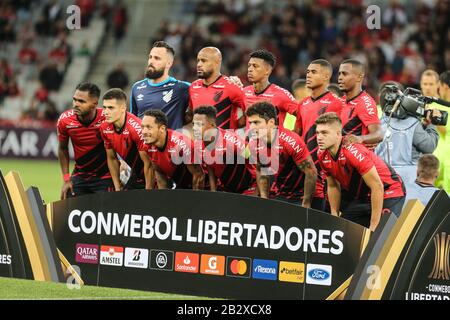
[107,62,129,90]
[18,40,38,64]
[113,2,128,47]
[39,61,62,91]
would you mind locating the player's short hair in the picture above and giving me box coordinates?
[246,101,278,125]
[193,105,217,122]
[292,79,306,91]
[418,154,440,179]
[440,70,450,87]
[249,49,276,68]
[341,59,365,74]
[327,83,343,97]
[102,88,127,103]
[152,41,175,57]
[421,69,439,82]
[143,109,168,128]
[310,59,332,75]
[76,82,100,99]
[315,112,342,127]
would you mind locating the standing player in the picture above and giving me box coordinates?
[294,59,344,210]
[316,112,405,231]
[187,47,246,130]
[130,41,190,129]
[57,82,113,199]
[246,101,317,208]
[100,88,153,191]
[192,105,256,194]
[244,49,298,129]
[141,109,204,190]
[338,59,383,148]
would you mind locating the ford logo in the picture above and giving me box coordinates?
[308,268,330,280]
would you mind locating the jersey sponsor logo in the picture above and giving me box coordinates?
[137,94,144,101]
[346,144,365,162]
[212,85,225,89]
[128,117,142,137]
[319,99,332,104]
[103,128,114,134]
[279,131,303,154]
[223,132,244,150]
[362,94,376,115]
[171,134,191,157]
[162,89,174,103]
[163,82,175,87]
[136,83,147,90]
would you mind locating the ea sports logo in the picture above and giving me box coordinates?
[156,252,167,268]
[230,259,247,275]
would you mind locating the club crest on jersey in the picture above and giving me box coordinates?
[137,94,144,101]
[213,91,224,102]
[162,89,174,103]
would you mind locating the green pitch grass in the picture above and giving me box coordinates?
[0,277,208,300]
[0,158,61,204]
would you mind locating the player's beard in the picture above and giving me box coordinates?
[197,69,213,80]
[146,66,165,79]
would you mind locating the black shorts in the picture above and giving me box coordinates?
[68,175,114,198]
[123,175,145,190]
[340,196,405,228]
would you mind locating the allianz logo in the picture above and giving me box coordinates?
[308,268,330,280]
[254,265,276,274]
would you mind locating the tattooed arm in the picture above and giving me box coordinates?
[297,155,317,208]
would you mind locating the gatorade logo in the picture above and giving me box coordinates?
[200,254,225,276]
[226,256,252,278]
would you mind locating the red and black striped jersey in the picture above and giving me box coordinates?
[196,128,255,194]
[249,127,311,201]
[189,75,246,130]
[57,108,111,180]
[295,91,344,198]
[146,129,195,189]
[317,142,405,201]
[341,91,379,136]
[244,83,297,128]
[100,112,148,182]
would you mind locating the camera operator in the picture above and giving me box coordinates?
[376,81,440,194]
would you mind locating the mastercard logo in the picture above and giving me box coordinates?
[226,257,251,278]
[230,259,247,275]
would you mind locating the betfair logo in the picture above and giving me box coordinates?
[428,232,450,280]
[279,261,305,283]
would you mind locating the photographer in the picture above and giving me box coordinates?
[376,81,440,193]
